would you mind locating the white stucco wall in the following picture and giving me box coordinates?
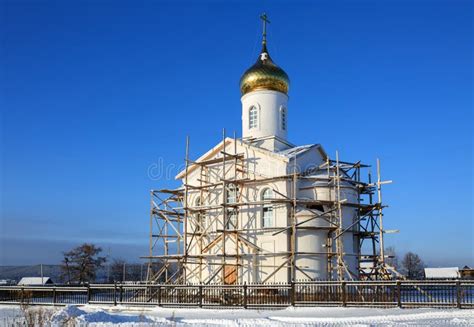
[241,90,288,142]
[180,139,360,284]
[182,140,289,284]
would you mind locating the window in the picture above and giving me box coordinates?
[262,188,273,201]
[261,188,274,228]
[195,198,206,232]
[226,184,239,204]
[281,107,286,131]
[226,185,239,230]
[226,209,238,230]
[249,106,258,129]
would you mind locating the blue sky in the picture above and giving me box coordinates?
[1,0,472,267]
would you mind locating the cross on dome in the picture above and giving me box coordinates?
[260,13,270,45]
[239,13,290,96]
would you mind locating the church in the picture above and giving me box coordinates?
[146,14,391,284]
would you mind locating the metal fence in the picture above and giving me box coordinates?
[0,280,472,309]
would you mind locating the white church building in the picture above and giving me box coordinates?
[147,15,390,284]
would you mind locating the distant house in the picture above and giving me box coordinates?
[460,266,474,280]
[0,279,16,286]
[424,267,460,279]
[18,277,54,286]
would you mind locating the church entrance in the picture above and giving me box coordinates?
[224,265,237,284]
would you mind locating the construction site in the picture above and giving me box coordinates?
[143,133,398,284]
[143,14,398,284]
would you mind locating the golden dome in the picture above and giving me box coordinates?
[240,44,290,96]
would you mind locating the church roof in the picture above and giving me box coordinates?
[239,43,289,96]
[176,138,286,179]
[175,139,327,179]
[239,14,289,96]
[277,144,317,158]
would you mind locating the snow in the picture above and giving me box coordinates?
[425,267,460,279]
[50,305,85,322]
[49,305,161,325]
[277,144,315,158]
[1,304,473,326]
[17,277,53,285]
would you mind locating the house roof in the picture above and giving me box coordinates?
[175,139,327,179]
[18,277,53,285]
[424,267,460,279]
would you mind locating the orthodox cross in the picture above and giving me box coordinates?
[260,13,270,45]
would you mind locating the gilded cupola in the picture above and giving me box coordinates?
[239,14,290,96]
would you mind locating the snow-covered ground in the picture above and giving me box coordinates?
[1,304,473,326]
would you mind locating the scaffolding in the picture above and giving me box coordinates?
[144,132,396,283]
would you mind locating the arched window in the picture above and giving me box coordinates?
[249,106,258,129]
[280,107,286,131]
[195,197,205,232]
[261,188,274,228]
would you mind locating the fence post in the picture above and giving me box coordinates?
[113,282,117,306]
[397,280,402,308]
[199,285,203,308]
[158,285,162,307]
[291,281,296,306]
[119,284,123,304]
[341,281,346,307]
[20,287,24,304]
[243,282,247,309]
[53,287,57,305]
[456,280,461,309]
[87,285,91,304]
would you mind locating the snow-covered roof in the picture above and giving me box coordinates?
[18,277,53,285]
[277,144,316,158]
[176,139,328,179]
[176,138,292,179]
[0,279,16,285]
[424,267,460,279]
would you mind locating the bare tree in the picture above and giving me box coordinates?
[109,259,144,282]
[127,263,144,281]
[61,243,107,284]
[402,252,425,279]
[109,259,126,283]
